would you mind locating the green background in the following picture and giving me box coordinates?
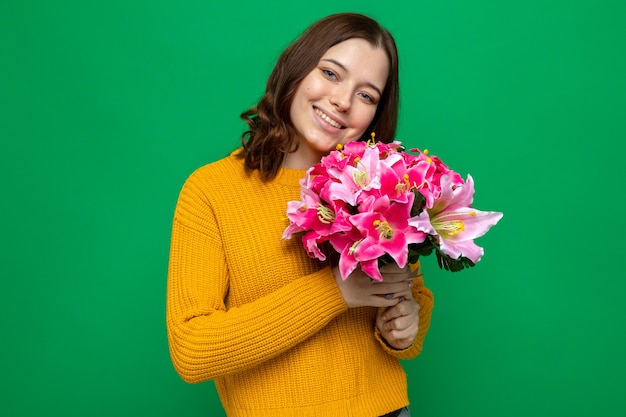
[2,0,625,416]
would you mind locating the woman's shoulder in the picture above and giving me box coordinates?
[186,148,246,185]
[173,149,249,215]
[172,150,247,227]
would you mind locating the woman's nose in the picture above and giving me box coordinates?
[330,86,351,112]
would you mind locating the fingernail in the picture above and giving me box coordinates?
[385,293,394,300]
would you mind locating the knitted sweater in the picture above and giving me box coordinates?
[166,149,434,417]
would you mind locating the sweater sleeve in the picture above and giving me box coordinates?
[374,274,434,360]
[166,184,348,383]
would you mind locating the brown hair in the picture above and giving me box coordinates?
[239,12,400,181]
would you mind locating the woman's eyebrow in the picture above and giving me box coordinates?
[320,58,383,97]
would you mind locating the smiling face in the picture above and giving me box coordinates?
[285,38,390,169]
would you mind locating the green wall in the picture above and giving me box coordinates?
[2,1,625,416]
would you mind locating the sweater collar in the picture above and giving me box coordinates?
[230,148,308,187]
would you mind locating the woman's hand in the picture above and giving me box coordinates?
[332,263,414,308]
[376,295,420,350]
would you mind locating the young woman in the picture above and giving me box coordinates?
[166,13,434,417]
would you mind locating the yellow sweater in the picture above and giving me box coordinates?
[166,150,434,417]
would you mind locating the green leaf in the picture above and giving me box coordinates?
[410,191,427,217]
[435,250,476,272]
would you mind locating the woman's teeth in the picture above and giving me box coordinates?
[315,109,344,129]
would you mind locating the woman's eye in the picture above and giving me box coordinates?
[359,92,376,103]
[322,69,337,79]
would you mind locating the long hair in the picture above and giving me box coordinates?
[239,12,400,181]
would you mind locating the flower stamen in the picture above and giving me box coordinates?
[353,171,369,188]
[373,219,394,239]
[395,173,411,196]
[367,132,376,146]
[434,218,465,236]
[348,239,363,255]
[317,204,335,224]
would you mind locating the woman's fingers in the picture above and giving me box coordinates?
[371,279,412,294]
[377,299,420,349]
[334,266,410,308]
[380,300,419,325]
[333,264,420,309]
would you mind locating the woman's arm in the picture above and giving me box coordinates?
[165,167,352,383]
[166,216,349,383]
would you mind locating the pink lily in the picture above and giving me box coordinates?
[335,193,426,281]
[325,144,383,206]
[408,174,503,263]
[408,149,464,208]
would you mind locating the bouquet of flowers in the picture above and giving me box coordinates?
[282,134,503,281]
